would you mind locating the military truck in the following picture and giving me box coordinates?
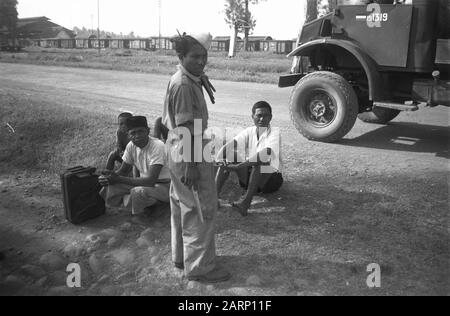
[279,0,450,142]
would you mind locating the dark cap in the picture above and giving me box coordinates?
[126,116,148,130]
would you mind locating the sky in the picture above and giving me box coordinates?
[17,0,307,40]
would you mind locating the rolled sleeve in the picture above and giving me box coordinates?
[266,127,282,172]
[172,84,195,127]
[149,143,166,167]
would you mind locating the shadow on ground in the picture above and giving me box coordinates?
[340,122,450,158]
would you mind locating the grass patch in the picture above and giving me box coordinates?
[0,47,292,84]
[0,92,116,174]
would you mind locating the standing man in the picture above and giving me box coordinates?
[163,32,231,283]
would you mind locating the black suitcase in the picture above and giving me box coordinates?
[60,166,105,224]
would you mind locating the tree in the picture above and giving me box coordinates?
[318,0,332,18]
[306,0,319,23]
[224,0,248,56]
[72,26,81,35]
[242,0,265,51]
[292,0,325,73]
[0,0,18,47]
[224,0,247,36]
[224,0,263,52]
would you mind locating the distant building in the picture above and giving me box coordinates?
[75,34,89,49]
[16,16,75,47]
[262,40,295,54]
[152,37,173,50]
[212,36,242,52]
[17,16,74,39]
[213,35,275,52]
[243,36,273,51]
[248,36,273,42]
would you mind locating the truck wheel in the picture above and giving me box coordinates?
[289,71,358,143]
[358,108,400,124]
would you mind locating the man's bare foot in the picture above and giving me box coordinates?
[218,199,231,209]
[231,200,250,217]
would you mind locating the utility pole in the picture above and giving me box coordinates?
[97,0,101,54]
[244,0,249,52]
[158,0,162,50]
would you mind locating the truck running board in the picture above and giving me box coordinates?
[374,102,419,112]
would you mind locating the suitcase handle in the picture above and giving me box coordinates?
[66,166,97,175]
[67,166,85,173]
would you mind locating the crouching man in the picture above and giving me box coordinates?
[99,116,171,216]
[215,101,283,216]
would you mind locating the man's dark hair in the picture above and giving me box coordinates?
[252,101,272,115]
[118,112,133,119]
[171,33,202,59]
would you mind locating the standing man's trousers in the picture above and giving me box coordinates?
[168,139,219,278]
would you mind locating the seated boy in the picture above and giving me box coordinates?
[106,112,133,171]
[152,117,169,143]
[99,116,171,216]
[215,101,283,216]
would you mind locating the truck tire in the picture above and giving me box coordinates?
[358,108,400,124]
[289,71,359,143]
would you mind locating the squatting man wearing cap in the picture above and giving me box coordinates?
[162,31,231,283]
[215,101,283,216]
[99,116,171,216]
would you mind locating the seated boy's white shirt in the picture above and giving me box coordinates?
[231,126,282,173]
[122,137,171,181]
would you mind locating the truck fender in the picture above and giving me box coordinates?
[288,39,383,101]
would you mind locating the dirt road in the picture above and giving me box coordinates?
[1,62,448,126]
[0,63,449,296]
[0,63,294,122]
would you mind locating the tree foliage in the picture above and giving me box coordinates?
[0,0,18,38]
[224,0,255,35]
[307,0,332,22]
[224,0,268,51]
[318,0,332,18]
[242,0,266,51]
[306,0,319,23]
